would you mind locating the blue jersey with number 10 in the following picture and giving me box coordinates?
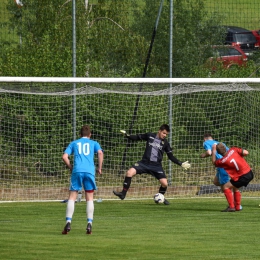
[64,137,102,175]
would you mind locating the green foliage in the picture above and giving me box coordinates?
[1,1,260,188]
[85,0,148,77]
[2,87,260,181]
[0,0,147,77]
[131,0,226,77]
[1,0,259,77]
[1,0,88,76]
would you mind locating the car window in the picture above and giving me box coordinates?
[228,48,241,56]
[234,33,256,43]
[212,47,241,57]
[226,32,233,42]
[217,48,229,56]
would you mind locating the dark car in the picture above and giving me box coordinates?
[223,26,258,56]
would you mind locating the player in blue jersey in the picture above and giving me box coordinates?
[201,133,230,187]
[62,125,103,235]
[113,124,191,205]
[200,132,242,211]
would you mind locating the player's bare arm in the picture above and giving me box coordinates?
[62,153,72,171]
[97,150,103,175]
[200,149,212,158]
[242,149,249,156]
[211,144,217,164]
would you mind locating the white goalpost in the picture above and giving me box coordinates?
[0,77,260,201]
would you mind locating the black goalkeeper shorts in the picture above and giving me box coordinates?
[131,161,167,180]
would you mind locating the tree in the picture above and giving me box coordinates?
[0,0,147,77]
[132,0,226,77]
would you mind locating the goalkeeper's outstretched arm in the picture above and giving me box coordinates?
[120,130,143,141]
[167,153,191,170]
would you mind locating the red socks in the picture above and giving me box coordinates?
[223,189,235,208]
[234,191,241,211]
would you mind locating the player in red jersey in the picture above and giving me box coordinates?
[212,143,254,212]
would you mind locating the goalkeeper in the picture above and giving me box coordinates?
[113,124,190,205]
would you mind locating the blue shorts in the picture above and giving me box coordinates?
[69,172,97,191]
[216,168,230,185]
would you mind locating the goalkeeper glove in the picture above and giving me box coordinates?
[120,130,129,137]
[181,161,191,170]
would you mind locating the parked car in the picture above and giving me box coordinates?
[222,26,258,56]
[252,29,260,48]
[208,45,248,70]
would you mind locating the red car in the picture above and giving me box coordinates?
[252,30,260,48]
[209,45,248,70]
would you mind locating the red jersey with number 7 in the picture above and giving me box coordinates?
[214,147,251,181]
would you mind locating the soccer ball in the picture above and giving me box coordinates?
[153,193,165,204]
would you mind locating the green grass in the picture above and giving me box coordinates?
[0,0,19,44]
[1,198,260,260]
[204,0,260,30]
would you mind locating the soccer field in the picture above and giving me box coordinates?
[1,198,260,260]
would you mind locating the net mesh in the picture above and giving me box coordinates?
[1,81,260,201]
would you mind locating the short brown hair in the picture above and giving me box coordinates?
[216,143,226,156]
[159,124,170,132]
[80,125,91,137]
[203,132,213,139]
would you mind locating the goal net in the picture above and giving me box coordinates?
[1,77,260,201]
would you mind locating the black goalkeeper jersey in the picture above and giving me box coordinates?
[128,132,181,166]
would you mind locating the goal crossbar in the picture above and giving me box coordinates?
[1,77,260,84]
